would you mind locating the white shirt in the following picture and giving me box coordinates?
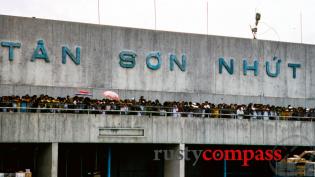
[263,111,269,120]
[251,111,257,119]
[236,109,244,119]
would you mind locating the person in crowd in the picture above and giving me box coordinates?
[210,105,219,118]
[137,97,146,116]
[186,102,192,117]
[152,99,161,116]
[0,96,9,112]
[243,104,251,119]
[245,104,250,118]
[236,105,244,119]
[308,108,315,121]
[0,94,314,122]
[159,105,167,117]
[120,102,129,115]
[263,105,270,120]
[199,103,206,118]
[204,102,211,118]
[281,106,291,120]
[172,104,179,118]
[255,104,263,119]
[250,104,258,120]
[190,102,199,118]
[222,104,232,119]
[288,106,294,120]
[269,106,278,120]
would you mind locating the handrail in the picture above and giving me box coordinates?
[0,104,307,115]
[0,106,313,121]
[0,101,308,112]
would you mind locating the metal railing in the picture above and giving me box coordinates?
[0,106,313,121]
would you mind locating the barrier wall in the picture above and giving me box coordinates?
[0,113,314,146]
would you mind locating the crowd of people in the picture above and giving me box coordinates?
[0,94,314,121]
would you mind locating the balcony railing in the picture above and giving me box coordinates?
[0,106,313,121]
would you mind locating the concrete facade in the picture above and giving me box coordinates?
[1,15,315,106]
[2,15,315,177]
[0,113,314,146]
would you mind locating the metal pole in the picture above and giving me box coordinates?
[80,155,83,177]
[300,11,303,43]
[224,159,227,177]
[206,1,208,35]
[107,147,111,177]
[154,0,157,30]
[66,150,68,177]
[98,0,100,24]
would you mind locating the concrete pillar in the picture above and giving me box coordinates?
[37,143,58,177]
[164,143,185,177]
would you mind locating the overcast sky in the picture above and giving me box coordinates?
[1,0,315,44]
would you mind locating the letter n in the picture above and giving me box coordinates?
[170,54,186,71]
[219,57,234,74]
[62,46,81,65]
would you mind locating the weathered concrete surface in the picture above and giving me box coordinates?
[0,113,314,146]
[0,15,315,106]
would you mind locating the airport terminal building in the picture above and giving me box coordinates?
[0,15,315,177]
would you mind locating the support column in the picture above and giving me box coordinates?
[164,143,185,177]
[37,143,58,177]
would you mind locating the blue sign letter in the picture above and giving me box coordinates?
[243,59,258,76]
[62,46,81,65]
[31,40,49,63]
[169,53,186,71]
[288,63,301,79]
[119,50,136,68]
[0,42,21,61]
[219,57,234,75]
[146,51,161,70]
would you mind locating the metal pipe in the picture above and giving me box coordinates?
[107,146,111,177]
[224,159,227,177]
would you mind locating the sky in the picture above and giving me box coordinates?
[1,0,315,44]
